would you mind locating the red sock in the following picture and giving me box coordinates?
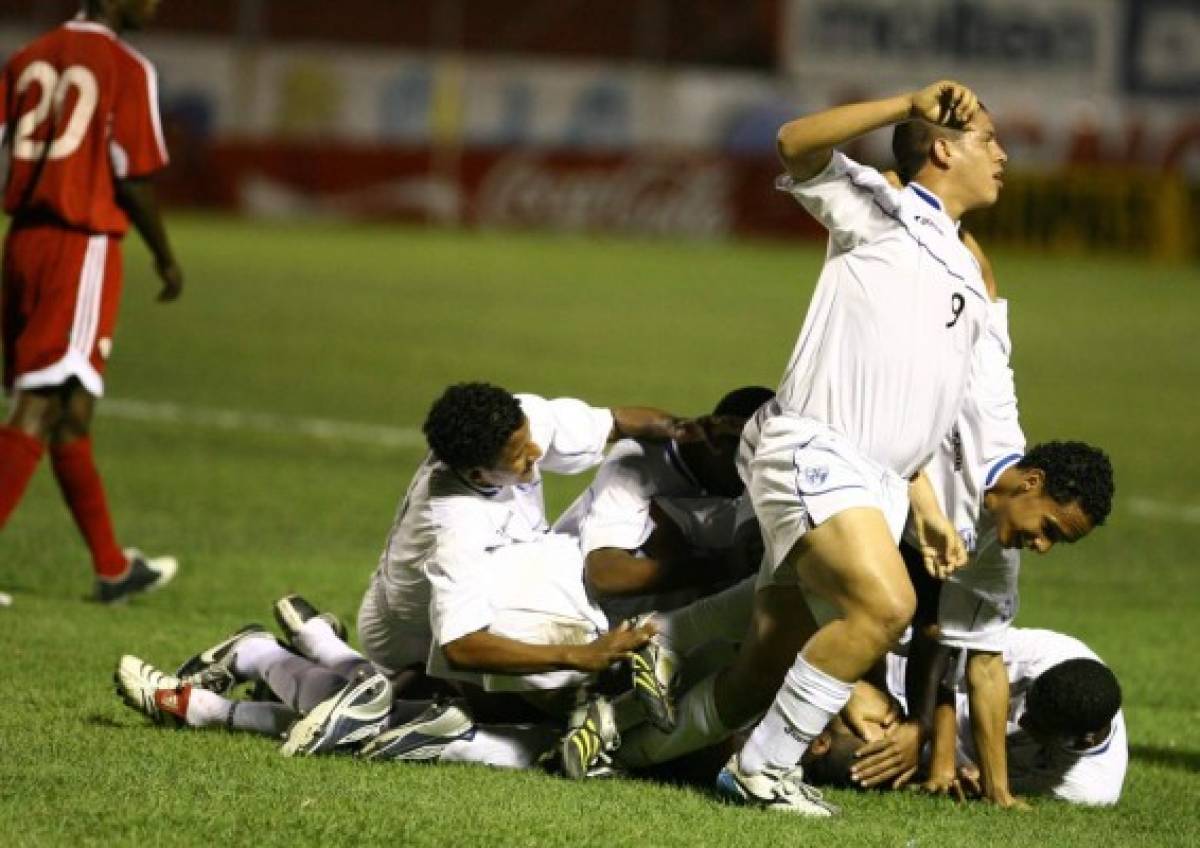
[49,437,128,578]
[0,426,45,528]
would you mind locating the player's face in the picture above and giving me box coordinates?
[949,111,1007,211]
[476,416,541,487]
[993,476,1093,554]
[694,414,750,497]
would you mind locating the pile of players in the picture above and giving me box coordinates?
[109,75,1122,813]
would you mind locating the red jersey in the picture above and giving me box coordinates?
[0,20,168,236]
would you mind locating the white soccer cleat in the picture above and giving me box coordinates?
[281,669,393,757]
[114,655,190,728]
[358,702,476,762]
[715,754,839,816]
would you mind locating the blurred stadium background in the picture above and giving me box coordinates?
[3,0,1197,257]
[1,2,1198,845]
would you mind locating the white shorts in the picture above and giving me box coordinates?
[742,413,910,588]
[936,580,1017,653]
[357,577,433,682]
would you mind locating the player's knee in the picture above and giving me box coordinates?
[52,411,91,443]
[852,586,916,649]
[6,395,53,439]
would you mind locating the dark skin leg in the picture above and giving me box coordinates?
[5,380,94,443]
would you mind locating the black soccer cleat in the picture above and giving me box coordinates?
[175,624,277,696]
[273,593,348,653]
[94,549,177,604]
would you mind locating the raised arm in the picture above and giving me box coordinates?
[777,80,981,182]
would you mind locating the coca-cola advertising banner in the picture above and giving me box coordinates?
[176,144,820,241]
[159,141,1193,259]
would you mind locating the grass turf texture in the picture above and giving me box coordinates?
[1,216,1198,846]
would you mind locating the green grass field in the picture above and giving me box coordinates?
[1,217,1198,846]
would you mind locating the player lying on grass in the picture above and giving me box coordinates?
[0,0,183,603]
[291,382,788,771]
[114,593,562,768]
[803,627,1127,807]
[116,384,720,766]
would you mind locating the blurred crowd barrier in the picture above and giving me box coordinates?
[1,0,1196,257]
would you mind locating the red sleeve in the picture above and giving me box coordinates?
[110,47,167,178]
[0,65,9,146]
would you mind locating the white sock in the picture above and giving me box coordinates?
[440,725,558,769]
[184,687,234,728]
[296,617,364,668]
[617,673,727,768]
[230,637,294,682]
[738,655,852,774]
[657,576,756,653]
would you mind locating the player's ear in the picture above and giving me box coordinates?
[1019,467,1046,493]
[930,135,955,170]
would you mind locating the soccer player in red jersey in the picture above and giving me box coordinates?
[0,0,183,603]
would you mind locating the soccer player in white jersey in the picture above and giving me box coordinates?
[804,627,1127,807]
[291,383,712,756]
[554,386,772,605]
[618,81,1006,815]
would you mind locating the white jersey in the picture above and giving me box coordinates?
[362,394,613,666]
[770,152,990,478]
[920,299,1026,642]
[885,628,1127,806]
[553,438,750,555]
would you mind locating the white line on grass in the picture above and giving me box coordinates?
[64,399,1200,524]
[100,397,425,450]
[1126,497,1200,525]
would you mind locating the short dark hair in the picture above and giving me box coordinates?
[891,120,963,185]
[423,382,524,472]
[1026,658,1122,737]
[713,386,775,419]
[801,729,861,789]
[1018,441,1114,527]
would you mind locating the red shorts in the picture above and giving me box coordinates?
[2,222,123,396]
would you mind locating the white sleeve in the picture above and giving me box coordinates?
[424,499,496,646]
[517,394,614,475]
[577,441,657,554]
[776,151,900,254]
[970,300,1026,482]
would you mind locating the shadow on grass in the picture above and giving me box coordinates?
[1130,744,1200,773]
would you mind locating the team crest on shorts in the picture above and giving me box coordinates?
[802,465,829,488]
